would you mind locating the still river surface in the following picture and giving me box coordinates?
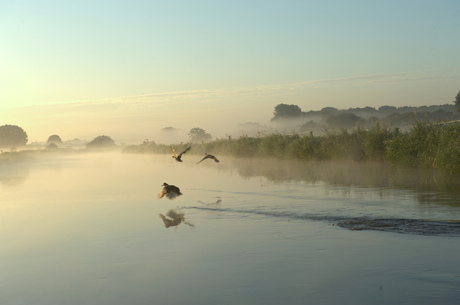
[1,152,459,305]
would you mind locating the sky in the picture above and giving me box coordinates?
[1,0,460,144]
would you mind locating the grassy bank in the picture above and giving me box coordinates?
[125,121,458,174]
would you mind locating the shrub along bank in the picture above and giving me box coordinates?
[123,122,460,175]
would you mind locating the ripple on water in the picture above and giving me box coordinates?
[184,206,460,236]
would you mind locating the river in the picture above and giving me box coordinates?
[1,151,459,305]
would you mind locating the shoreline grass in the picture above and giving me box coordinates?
[123,121,460,175]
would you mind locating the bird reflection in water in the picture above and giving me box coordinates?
[198,197,222,205]
[159,209,195,229]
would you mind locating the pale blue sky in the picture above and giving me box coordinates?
[1,0,460,143]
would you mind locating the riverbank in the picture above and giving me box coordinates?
[123,122,460,175]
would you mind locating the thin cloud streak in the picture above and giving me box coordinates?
[10,70,457,110]
[118,70,460,105]
[3,69,458,144]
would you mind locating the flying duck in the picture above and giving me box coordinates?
[196,153,220,164]
[171,146,191,162]
[159,182,183,199]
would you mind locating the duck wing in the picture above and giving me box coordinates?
[196,155,209,164]
[170,185,182,194]
[210,155,220,162]
[171,146,178,158]
[178,146,191,158]
[159,188,167,198]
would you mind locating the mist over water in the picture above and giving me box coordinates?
[1,152,459,305]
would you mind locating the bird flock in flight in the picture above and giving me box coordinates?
[158,146,220,228]
[160,146,219,199]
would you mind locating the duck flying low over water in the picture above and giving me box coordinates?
[196,153,220,164]
[171,146,191,162]
[159,182,183,199]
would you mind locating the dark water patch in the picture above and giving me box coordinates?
[184,206,460,236]
[334,217,460,236]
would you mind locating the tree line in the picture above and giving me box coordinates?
[0,124,214,150]
[1,88,459,150]
[272,89,460,131]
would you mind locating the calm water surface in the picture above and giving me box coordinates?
[1,152,459,305]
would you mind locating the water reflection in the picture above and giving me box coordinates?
[220,159,460,206]
[159,209,195,229]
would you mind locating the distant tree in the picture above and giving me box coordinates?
[326,113,366,128]
[47,134,62,144]
[188,128,212,143]
[86,135,116,149]
[161,127,178,132]
[454,89,460,112]
[0,124,28,148]
[271,104,302,121]
[378,105,397,113]
[320,107,339,117]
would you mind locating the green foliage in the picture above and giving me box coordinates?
[454,89,460,111]
[0,125,28,148]
[362,122,395,160]
[386,122,460,174]
[231,136,261,157]
[286,135,321,159]
[258,134,298,158]
[123,122,460,175]
[435,124,460,174]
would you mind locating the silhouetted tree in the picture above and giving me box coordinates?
[454,89,460,112]
[86,135,116,149]
[378,105,397,113]
[0,124,28,148]
[189,128,212,143]
[320,107,339,117]
[161,127,178,132]
[271,104,302,121]
[47,134,62,143]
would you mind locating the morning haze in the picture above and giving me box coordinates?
[1,1,459,144]
[1,2,460,304]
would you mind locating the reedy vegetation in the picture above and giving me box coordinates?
[123,122,460,175]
